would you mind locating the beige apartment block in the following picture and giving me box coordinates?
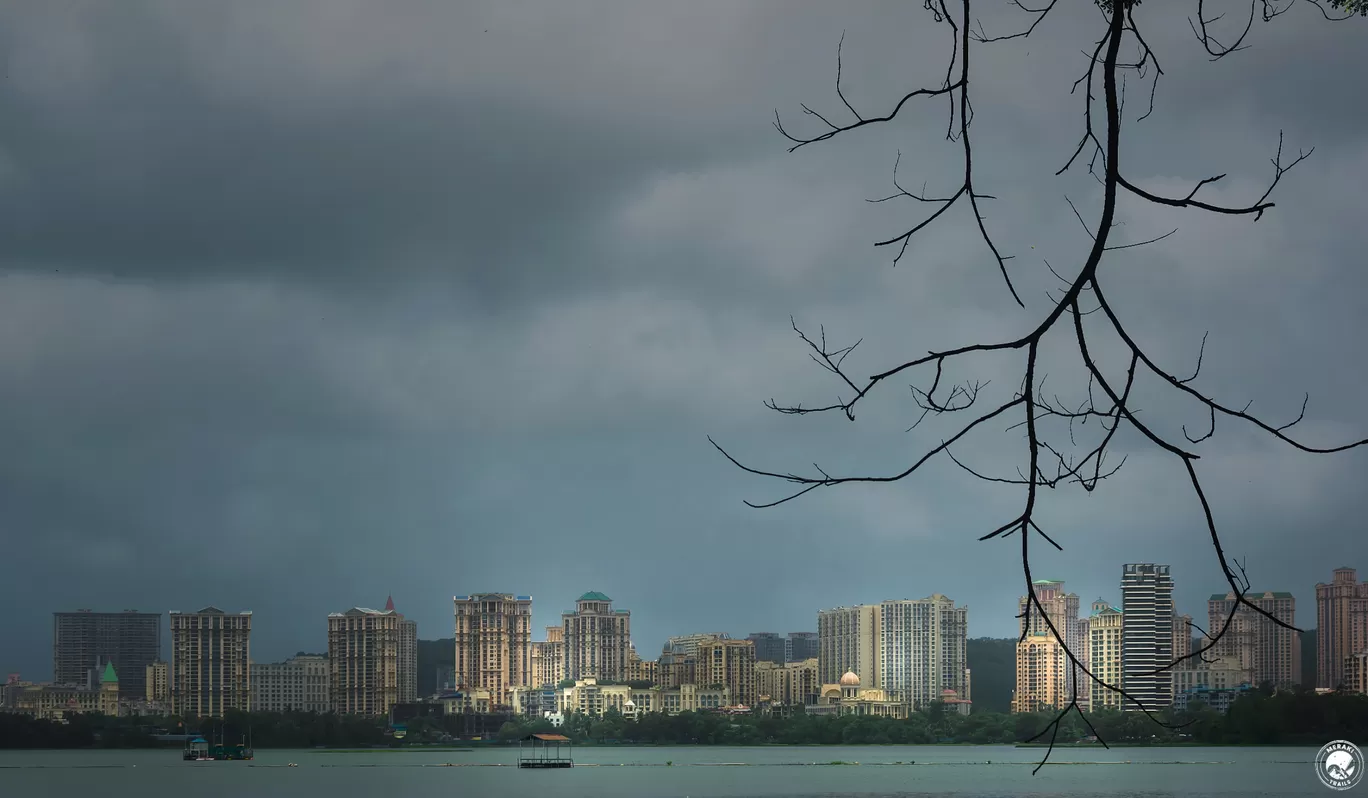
[1019,580,1084,702]
[1345,650,1368,695]
[442,687,494,714]
[1172,655,1252,696]
[530,626,567,689]
[658,644,697,689]
[625,648,660,685]
[170,607,252,718]
[562,592,631,682]
[1013,631,1067,713]
[252,654,329,713]
[695,638,757,707]
[1087,600,1123,713]
[664,633,731,660]
[328,599,417,716]
[145,661,169,703]
[1173,613,1195,667]
[1207,590,1299,688]
[1316,568,1368,690]
[454,593,533,704]
[554,677,729,717]
[756,657,819,708]
[817,605,881,688]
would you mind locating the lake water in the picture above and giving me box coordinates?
[0,744,1333,797]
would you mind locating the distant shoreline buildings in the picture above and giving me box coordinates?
[3,564,1365,724]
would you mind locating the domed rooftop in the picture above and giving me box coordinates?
[839,671,860,686]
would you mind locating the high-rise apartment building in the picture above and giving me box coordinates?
[530,626,566,688]
[1173,613,1194,668]
[1346,650,1368,695]
[658,641,698,688]
[1207,590,1299,688]
[252,654,329,713]
[1013,631,1067,713]
[562,592,631,682]
[53,610,162,698]
[695,638,757,707]
[818,597,968,709]
[454,593,533,705]
[665,633,731,661]
[1087,599,1123,712]
[1018,581,1083,701]
[1120,564,1175,711]
[880,595,969,708]
[1316,567,1368,690]
[785,632,819,664]
[756,657,819,707]
[145,661,169,703]
[817,605,881,687]
[400,613,418,702]
[747,632,786,665]
[328,598,417,716]
[169,607,252,717]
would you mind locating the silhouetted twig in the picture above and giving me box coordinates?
[715,0,1364,773]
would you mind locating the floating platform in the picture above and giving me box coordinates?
[518,733,574,769]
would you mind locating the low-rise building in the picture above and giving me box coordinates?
[1172,655,1253,696]
[808,671,908,719]
[10,663,120,721]
[442,688,494,714]
[552,677,729,717]
[625,648,660,685]
[1173,684,1254,713]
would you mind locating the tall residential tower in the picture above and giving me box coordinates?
[1316,567,1368,690]
[454,593,533,704]
[1120,564,1175,711]
[562,592,631,682]
[327,596,417,716]
[53,610,162,699]
[170,607,252,718]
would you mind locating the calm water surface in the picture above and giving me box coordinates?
[0,744,1330,797]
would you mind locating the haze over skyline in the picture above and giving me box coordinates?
[2,2,1366,679]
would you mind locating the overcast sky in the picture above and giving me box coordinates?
[2,1,1365,678]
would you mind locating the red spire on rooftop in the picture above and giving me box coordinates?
[385,595,395,612]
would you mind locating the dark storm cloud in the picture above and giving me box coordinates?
[1,1,1366,676]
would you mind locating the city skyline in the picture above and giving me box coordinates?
[6,564,1360,722]
[8,566,1338,684]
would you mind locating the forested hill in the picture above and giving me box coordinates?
[965,638,1014,713]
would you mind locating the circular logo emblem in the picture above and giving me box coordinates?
[1316,740,1363,791]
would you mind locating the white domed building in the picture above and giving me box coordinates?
[809,670,908,719]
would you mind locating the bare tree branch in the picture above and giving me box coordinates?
[716,0,1363,773]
